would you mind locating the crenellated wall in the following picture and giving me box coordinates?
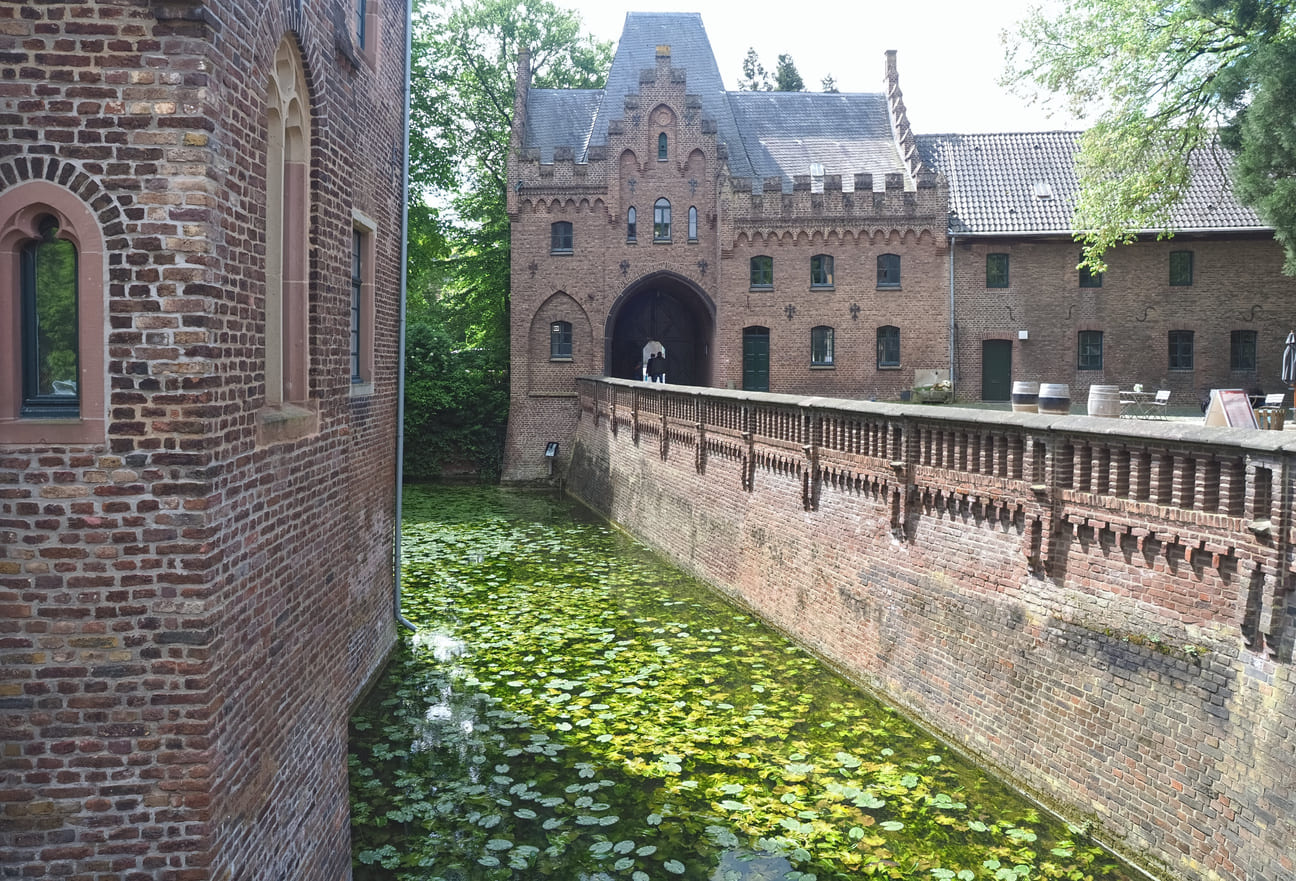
[567,377,1296,881]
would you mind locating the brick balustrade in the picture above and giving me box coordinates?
[570,376,1295,881]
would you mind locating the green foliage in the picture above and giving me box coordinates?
[774,54,805,92]
[1003,0,1296,273]
[820,74,839,94]
[402,323,508,481]
[403,0,611,475]
[350,486,1139,880]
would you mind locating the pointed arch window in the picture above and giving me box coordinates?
[687,206,698,242]
[658,132,668,161]
[260,37,317,442]
[627,206,637,243]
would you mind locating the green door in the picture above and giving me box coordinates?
[742,327,770,391]
[981,339,1013,402]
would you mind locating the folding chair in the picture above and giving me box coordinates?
[1145,389,1171,419]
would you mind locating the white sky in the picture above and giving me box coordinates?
[556,0,1086,134]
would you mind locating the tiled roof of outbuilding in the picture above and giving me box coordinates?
[919,131,1268,235]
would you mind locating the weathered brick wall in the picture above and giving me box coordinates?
[1,2,404,878]
[567,377,1296,881]
[953,235,1296,406]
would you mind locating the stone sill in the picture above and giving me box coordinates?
[256,401,319,446]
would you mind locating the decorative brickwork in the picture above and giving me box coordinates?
[0,2,406,878]
[570,377,1296,881]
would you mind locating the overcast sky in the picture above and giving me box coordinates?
[556,0,1086,134]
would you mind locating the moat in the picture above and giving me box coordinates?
[349,485,1141,881]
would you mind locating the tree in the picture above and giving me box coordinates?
[821,74,839,93]
[774,53,804,91]
[405,0,612,477]
[738,47,772,91]
[1003,0,1296,273]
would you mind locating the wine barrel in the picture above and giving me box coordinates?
[1011,381,1038,413]
[1038,383,1071,416]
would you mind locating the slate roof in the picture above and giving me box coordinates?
[919,131,1268,235]
[523,11,909,187]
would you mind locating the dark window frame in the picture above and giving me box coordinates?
[1169,250,1194,286]
[1168,329,1194,370]
[350,228,363,383]
[750,255,773,289]
[657,132,668,161]
[877,253,901,289]
[877,325,900,368]
[1077,330,1103,371]
[986,253,1009,288]
[1230,329,1257,371]
[550,320,573,360]
[810,253,834,289]
[550,221,573,254]
[810,325,835,367]
[626,206,636,243]
[20,219,80,417]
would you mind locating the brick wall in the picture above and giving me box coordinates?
[567,377,1296,881]
[1,2,405,878]
[953,235,1296,406]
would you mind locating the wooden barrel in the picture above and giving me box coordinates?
[1011,381,1038,413]
[1037,383,1071,416]
[1087,385,1120,418]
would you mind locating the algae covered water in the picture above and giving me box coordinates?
[349,486,1137,881]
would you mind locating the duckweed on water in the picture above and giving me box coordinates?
[349,486,1135,881]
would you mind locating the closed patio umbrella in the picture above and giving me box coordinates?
[1284,331,1296,385]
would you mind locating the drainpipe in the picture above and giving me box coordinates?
[948,227,956,400]
[392,0,417,633]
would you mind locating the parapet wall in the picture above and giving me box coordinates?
[566,377,1296,881]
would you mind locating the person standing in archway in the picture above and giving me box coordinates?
[647,351,666,383]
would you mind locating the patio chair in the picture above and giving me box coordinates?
[1145,389,1171,418]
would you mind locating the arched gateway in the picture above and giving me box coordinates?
[606,272,713,386]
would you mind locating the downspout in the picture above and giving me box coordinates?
[948,225,956,401]
[393,0,417,632]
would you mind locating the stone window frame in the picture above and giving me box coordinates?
[810,254,834,289]
[350,210,377,396]
[1229,329,1257,372]
[749,255,773,290]
[1077,329,1103,371]
[0,180,106,445]
[986,253,1009,288]
[877,324,900,368]
[259,36,318,445]
[1168,329,1194,371]
[810,325,835,368]
[550,221,573,254]
[877,253,901,289]
[352,0,380,69]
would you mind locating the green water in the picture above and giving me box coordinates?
[349,486,1136,881]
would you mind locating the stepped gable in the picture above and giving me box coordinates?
[920,130,1268,235]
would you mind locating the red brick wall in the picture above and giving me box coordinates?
[1,2,404,878]
[568,377,1296,881]
[953,235,1296,406]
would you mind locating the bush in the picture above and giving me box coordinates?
[403,321,509,482]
